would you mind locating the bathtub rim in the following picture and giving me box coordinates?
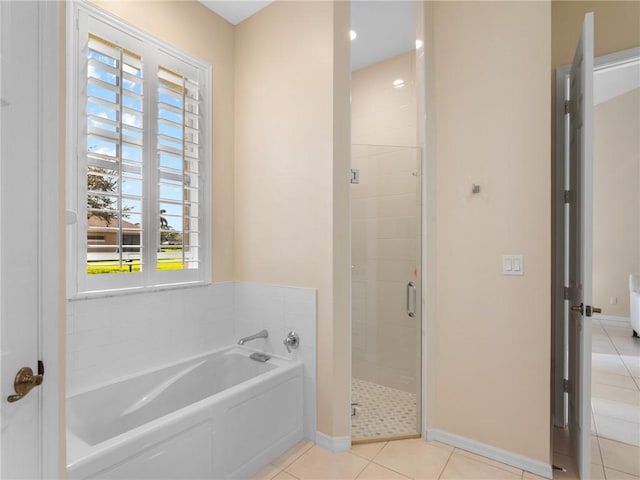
[66,344,303,473]
[67,343,295,397]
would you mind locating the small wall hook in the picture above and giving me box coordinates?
[472,184,481,194]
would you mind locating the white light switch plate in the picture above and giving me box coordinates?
[502,254,524,275]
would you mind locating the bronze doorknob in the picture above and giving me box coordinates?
[570,303,584,315]
[7,366,43,403]
[586,305,602,317]
[570,303,602,317]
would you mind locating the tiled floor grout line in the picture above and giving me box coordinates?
[592,323,636,391]
[457,448,529,477]
[633,368,640,391]
[436,446,456,480]
[265,426,640,480]
[278,442,314,480]
[352,458,367,480]
[457,448,528,479]
[268,439,572,480]
[605,466,640,480]
[282,467,301,480]
[592,319,640,478]
[594,434,607,479]
[600,321,639,382]
[364,442,412,478]
[368,457,412,478]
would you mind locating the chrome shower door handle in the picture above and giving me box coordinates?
[406,281,417,318]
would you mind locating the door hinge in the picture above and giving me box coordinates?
[564,100,572,115]
[350,168,360,185]
[564,190,572,204]
[38,360,45,376]
[563,378,570,393]
[563,286,570,300]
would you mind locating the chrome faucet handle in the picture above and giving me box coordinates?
[283,331,299,353]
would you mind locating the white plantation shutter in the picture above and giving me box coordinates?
[85,33,144,271]
[156,65,202,271]
[71,3,210,295]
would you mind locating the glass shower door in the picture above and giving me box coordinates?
[351,144,422,441]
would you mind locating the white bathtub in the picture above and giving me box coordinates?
[67,345,304,479]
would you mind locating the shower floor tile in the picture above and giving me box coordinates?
[351,378,417,439]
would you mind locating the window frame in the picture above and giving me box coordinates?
[66,1,212,298]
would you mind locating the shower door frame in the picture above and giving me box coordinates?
[349,144,423,442]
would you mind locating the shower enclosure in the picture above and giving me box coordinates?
[351,144,422,441]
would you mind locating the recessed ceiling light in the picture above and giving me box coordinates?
[350,30,357,41]
[416,39,423,49]
[393,79,405,88]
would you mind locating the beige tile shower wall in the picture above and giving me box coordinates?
[351,147,419,394]
[234,1,351,438]
[90,0,235,282]
[351,52,419,395]
[593,88,640,318]
[430,1,551,463]
[352,52,417,147]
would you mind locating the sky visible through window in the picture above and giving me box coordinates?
[87,49,185,226]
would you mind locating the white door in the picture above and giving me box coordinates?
[1,2,60,478]
[567,12,594,480]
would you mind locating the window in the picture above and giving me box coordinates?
[68,2,211,295]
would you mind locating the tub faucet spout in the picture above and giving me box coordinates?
[238,329,268,345]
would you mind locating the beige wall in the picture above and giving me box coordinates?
[90,0,235,283]
[429,1,551,462]
[593,88,640,317]
[552,1,640,68]
[234,1,351,437]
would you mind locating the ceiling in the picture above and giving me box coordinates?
[199,0,416,71]
[199,0,274,25]
[350,1,415,71]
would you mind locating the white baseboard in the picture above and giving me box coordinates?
[426,429,553,479]
[315,432,350,453]
[593,314,630,324]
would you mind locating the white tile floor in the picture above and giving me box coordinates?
[590,318,640,479]
[351,378,417,439]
